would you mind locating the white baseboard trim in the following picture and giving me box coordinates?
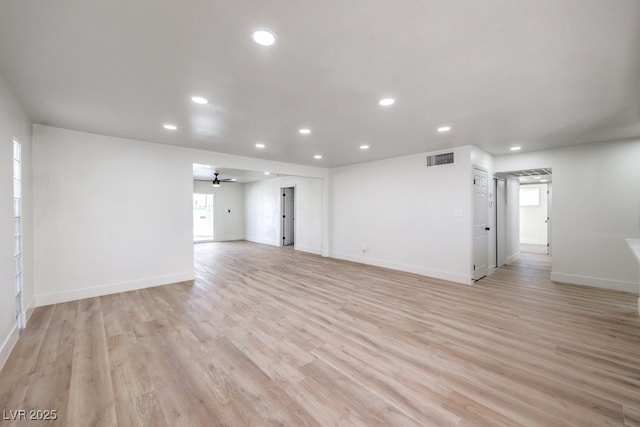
[34,271,195,307]
[295,245,322,255]
[24,297,35,325]
[0,325,18,372]
[550,271,637,293]
[330,251,471,285]
[520,240,547,245]
[244,237,279,247]
[506,252,521,265]
[214,235,244,242]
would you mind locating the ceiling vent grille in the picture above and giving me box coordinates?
[426,152,454,167]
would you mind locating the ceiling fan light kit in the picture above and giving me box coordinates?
[212,172,236,187]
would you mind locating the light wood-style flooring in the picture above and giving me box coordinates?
[1,241,640,426]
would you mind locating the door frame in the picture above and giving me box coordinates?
[519,181,550,254]
[492,168,553,273]
[494,177,507,268]
[546,182,552,256]
[280,185,296,247]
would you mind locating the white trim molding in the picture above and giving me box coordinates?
[550,272,637,293]
[294,245,322,255]
[506,252,521,265]
[0,325,18,371]
[24,297,35,324]
[330,251,471,285]
[214,235,245,242]
[34,272,195,307]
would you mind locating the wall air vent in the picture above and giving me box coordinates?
[426,152,454,167]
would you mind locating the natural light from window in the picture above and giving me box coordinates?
[193,193,214,242]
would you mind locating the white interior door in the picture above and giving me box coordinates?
[282,187,295,246]
[473,167,489,280]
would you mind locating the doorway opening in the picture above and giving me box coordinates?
[494,168,552,271]
[281,187,295,247]
[520,182,551,255]
[193,193,214,242]
[494,177,507,269]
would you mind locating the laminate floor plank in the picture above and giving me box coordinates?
[2,241,640,426]
[66,298,116,427]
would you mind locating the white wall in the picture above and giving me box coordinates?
[193,180,244,241]
[329,146,473,284]
[33,125,195,305]
[183,142,329,255]
[495,139,640,292]
[32,126,328,306]
[0,73,33,369]
[520,183,548,245]
[244,176,323,254]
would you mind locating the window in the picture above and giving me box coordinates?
[13,138,24,330]
[193,193,214,242]
[520,186,540,207]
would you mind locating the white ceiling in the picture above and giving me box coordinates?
[193,164,280,183]
[1,1,639,168]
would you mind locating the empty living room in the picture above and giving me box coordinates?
[1,1,640,426]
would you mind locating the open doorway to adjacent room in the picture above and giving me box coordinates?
[513,169,552,256]
[192,164,259,245]
[494,168,552,271]
[520,181,551,255]
[193,193,214,242]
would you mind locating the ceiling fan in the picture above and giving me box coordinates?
[212,172,236,187]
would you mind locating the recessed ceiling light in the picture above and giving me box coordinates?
[163,124,177,130]
[252,30,276,46]
[191,96,208,105]
[255,143,265,148]
[379,98,395,106]
[299,128,311,135]
[510,146,522,151]
[360,145,370,150]
[314,154,322,159]
[437,126,451,133]
[264,171,271,175]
